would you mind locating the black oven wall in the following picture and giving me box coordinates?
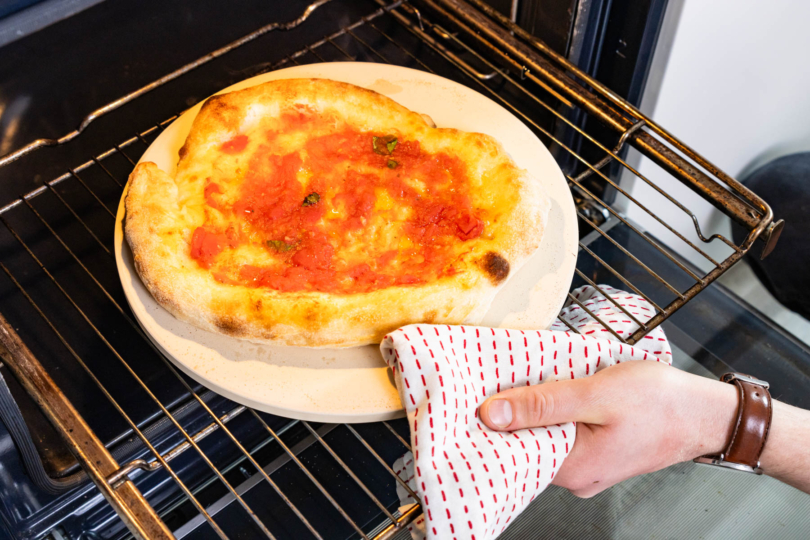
[480,0,669,105]
[479,0,669,204]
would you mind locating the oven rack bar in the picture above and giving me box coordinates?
[0,0,339,170]
[106,405,248,489]
[0,316,174,540]
[0,0,781,538]
[460,0,783,257]
[434,0,773,235]
[295,0,761,345]
[393,0,777,342]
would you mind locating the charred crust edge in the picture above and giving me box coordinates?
[480,251,510,284]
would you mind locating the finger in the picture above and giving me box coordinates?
[479,377,604,431]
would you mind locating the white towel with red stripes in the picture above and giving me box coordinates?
[381,285,671,540]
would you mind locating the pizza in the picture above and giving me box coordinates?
[124,78,549,348]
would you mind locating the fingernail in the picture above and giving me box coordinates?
[488,400,512,428]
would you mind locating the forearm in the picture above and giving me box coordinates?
[760,400,810,493]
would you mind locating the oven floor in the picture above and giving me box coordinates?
[719,261,810,349]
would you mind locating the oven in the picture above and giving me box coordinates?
[0,1,807,539]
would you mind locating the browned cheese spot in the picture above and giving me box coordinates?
[300,304,325,329]
[423,310,438,324]
[261,329,276,340]
[215,315,242,335]
[199,94,241,132]
[480,251,510,284]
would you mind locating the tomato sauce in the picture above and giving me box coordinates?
[220,134,248,154]
[190,109,485,293]
[190,227,230,269]
[204,181,224,210]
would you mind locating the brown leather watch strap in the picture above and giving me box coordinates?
[695,372,773,473]
[722,373,773,470]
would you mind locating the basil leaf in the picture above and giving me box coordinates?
[387,159,398,169]
[267,240,296,252]
[302,192,320,206]
[372,135,398,155]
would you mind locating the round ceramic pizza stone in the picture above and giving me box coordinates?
[114,62,578,423]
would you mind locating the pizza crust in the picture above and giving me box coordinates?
[125,79,550,348]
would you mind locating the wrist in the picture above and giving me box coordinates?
[758,400,783,471]
[691,377,739,459]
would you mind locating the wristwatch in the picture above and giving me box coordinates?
[694,372,773,474]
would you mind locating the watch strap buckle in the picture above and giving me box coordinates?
[721,372,770,389]
[694,454,763,475]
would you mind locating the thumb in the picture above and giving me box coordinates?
[479,378,604,431]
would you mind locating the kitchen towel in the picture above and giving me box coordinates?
[380,285,671,540]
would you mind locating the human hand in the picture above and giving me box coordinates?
[478,361,738,497]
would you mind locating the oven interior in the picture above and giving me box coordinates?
[0,0,803,539]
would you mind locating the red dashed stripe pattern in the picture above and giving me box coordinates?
[380,285,671,540]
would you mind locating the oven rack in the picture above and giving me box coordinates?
[0,0,779,539]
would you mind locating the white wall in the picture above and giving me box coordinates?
[621,0,810,273]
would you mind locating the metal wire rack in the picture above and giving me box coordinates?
[0,0,780,538]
